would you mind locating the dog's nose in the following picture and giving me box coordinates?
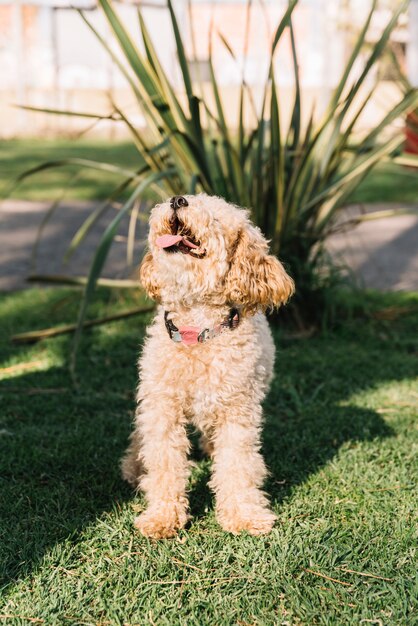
[170,195,188,211]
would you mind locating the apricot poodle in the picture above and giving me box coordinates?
[122,193,294,538]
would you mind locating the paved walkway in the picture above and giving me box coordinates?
[1,200,417,292]
[0,200,146,291]
[327,203,418,291]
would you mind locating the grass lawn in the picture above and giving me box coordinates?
[0,288,417,624]
[1,138,417,204]
[0,139,143,202]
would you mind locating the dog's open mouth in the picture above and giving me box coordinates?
[156,216,206,258]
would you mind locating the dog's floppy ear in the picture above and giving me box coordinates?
[225,222,294,314]
[139,250,160,301]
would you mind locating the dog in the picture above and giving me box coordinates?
[121,193,294,538]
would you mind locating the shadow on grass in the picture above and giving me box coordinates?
[1,290,417,591]
[0,289,145,591]
[0,362,137,587]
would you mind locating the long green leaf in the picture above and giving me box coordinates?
[327,0,377,112]
[15,103,121,120]
[70,168,174,376]
[98,0,200,181]
[98,0,162,103]
[271,74,284,251]
[361,89,418,148]
[31,172,81,271]
[84,2,200,187]
[340,0,408,117]
[64,174,142,263]
[271,0,299,56]
[1,158,140,203]
[166,0,193,103]
[28,274,140,288]
[257,0,298,142]
[78,8,160,137]
[110,102,165,176]
[393,154,418,168]
[207,50,240,199]
[340,207,418,227]
[127,198,143,268]
[15,159,139,184]
[286,18,301,151]
[309,135,403,220]
[137,9,190,134]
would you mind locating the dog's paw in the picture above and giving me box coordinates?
[217,506,276,536]
[134,503,189,539]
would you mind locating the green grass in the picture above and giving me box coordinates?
[0,139,143,202]
[1,139,417,204]
[0,288,417,624]
[348,161,418,205]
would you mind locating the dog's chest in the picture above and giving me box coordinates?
[140,312,273,419]
[176,335,262,406]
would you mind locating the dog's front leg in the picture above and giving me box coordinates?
[133,392,190,539]
[209,405,276,536]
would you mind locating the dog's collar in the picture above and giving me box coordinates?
[164,308,240,345]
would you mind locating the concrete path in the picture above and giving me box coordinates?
[327,203,418,291]
[0,200,146,291]
[1,199,417,292]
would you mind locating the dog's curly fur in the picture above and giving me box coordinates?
[121,194,294,538]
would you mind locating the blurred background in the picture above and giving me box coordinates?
[1,0,417,138]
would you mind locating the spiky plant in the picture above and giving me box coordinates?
[14,0,418,369]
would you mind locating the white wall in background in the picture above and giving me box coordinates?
[0,0,408,137]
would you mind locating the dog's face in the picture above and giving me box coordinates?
[140,193,294,312]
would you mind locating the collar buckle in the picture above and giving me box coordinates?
[197,328,211,343]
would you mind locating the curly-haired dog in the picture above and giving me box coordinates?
[122,194,294,538]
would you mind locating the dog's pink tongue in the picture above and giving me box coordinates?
[156,234,198,249]
[156,234,183,249]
